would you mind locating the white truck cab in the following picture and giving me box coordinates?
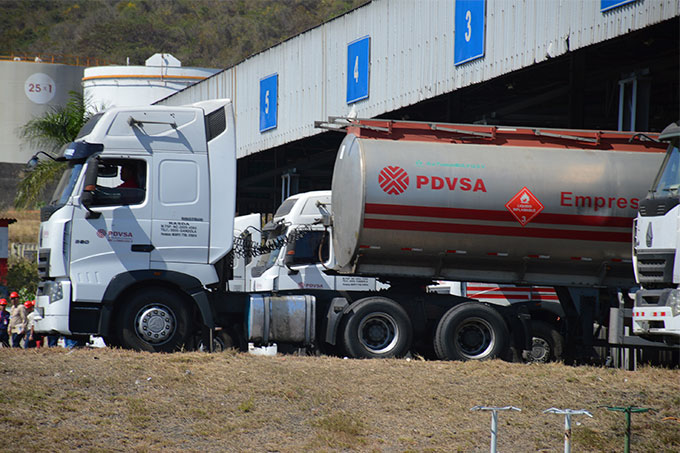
[248,191,382,294]
[34,100,236,350]
[633,121,680,341]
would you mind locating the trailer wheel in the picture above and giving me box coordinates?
[118,287,192,352]
[526,321,563,363]
[434,302,509,361]
[341,297,412,358]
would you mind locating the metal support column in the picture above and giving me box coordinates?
[544,408,593,453]
[471,406,521,453]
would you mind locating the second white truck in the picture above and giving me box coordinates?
[633,121,680,343]
[233,190,567,362]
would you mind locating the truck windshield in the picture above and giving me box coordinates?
[652,142,680,198]
[49,162,83,206]
[45,141,104,209]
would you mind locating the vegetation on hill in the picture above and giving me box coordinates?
[0,0,369,68]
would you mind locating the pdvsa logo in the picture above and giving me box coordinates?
[96,229,134,242]
[379,166,409,195]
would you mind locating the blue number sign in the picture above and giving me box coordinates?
[346,36,370,104]
[259,73,278,132]
[454,0,486,66]
[601,0,637,12]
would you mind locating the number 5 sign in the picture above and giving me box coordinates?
[260,73,278,132]
[454,0,486,66]
[346,36,370,104]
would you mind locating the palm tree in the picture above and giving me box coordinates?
[14,91,92,209]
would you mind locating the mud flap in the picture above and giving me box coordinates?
[324,297,349,345]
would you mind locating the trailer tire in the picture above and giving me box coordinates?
[341,297,412,359]
[118,287,192,352]
[526,321,563,363]
[434,302,509,361]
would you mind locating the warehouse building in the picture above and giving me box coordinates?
[157,0,679,215]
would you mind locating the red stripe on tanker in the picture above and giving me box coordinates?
[362,218,631,242]
[364,203,634,228]
[330,125,665,287]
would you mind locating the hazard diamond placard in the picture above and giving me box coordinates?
[505,187,544,226]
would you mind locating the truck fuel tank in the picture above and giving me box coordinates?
[330,120,666,287]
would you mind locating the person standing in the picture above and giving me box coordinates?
[8,291,27,348]
[0,299,10,347]
[23,301,37,348]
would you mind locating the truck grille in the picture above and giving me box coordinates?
[38,248,50,278]
[635,290,662,307]
[636,253,674,283]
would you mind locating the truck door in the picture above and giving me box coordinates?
[278,230,336,290]
[150,154,210,265]
[70,158,152,302]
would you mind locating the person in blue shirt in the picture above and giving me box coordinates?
[0,299,9,347]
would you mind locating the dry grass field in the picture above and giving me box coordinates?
[1,209,40,244]
[0,347,678,452]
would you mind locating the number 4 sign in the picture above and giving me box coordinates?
[454,0,486,66]
[346,36,370,104]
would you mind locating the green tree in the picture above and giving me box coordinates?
[5,256,39,298]
[15,91,91,209]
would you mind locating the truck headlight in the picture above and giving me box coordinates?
[669,290,680,317]
[44,281,63,303]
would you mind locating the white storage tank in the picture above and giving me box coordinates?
[83,53,220,112]
[0,59,85,164]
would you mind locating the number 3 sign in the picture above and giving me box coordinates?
[454,0,486,66]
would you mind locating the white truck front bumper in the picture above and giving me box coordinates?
[633,288,680,337]
[34,279,72,335]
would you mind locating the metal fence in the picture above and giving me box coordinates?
[10,243,39,261]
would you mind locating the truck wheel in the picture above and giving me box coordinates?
[526,321,563,363]
[434,302,509,361]
[198,330,234,353]
[341,297,412,358]
[118,287,192,352]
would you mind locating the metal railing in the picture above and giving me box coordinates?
[10,242,39,261]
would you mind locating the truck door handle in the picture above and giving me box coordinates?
[131,244,154,252]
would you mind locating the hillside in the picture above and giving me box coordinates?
[0,0,368,68]
[1,348,678,452]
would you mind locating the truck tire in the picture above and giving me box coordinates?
[341,297,413,358]
[434,302,509,361]
[198,330,234,353]
[118,287,192,352]
[526,320,563,363]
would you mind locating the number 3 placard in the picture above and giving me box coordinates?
[454,0,486,66]
[346,36,370,104]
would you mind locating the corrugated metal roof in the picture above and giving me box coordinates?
[157,0,678,159]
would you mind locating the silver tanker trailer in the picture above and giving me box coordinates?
[321,117,671,363]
